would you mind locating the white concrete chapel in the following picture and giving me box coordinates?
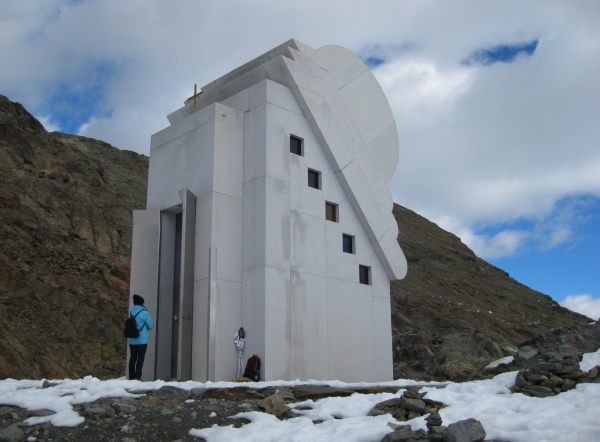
[129,39,408,383]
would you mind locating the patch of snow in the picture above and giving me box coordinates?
[485,356,514,369]
[581,349,600,371]
[209,412,217,417]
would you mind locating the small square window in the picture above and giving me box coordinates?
[290,135,303,156]
[359,265,370,285]
[325,202,338,222]
[342,234,354,254]
[308,169,320,189]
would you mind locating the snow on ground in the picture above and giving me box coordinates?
[485,355,514,369]
[1,349,600,442]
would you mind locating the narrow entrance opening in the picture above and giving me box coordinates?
[171,212,183,379]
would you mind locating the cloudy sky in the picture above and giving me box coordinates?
[2,0,599,318]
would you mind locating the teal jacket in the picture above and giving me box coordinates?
[127,305,154,345]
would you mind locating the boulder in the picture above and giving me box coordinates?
[442,418,486,442]
[258,396,289,417]
[0,424,24,442]
[381,427,427,441]
[400,397,427,414]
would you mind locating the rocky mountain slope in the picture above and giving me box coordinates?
[390,205,589,380]
[0,94,147,379]
[0,94,590,381]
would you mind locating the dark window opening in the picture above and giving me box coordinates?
[325,202,338,222]
[308,169,320,189]
[359,265,370,285]
[290,135,303,156]
[343,234,354,254]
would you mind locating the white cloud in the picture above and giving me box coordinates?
[459,228,530,260]
[2,0,600,261]
[561,295,600,321]
[34,114,61,132]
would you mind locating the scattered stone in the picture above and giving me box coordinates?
[259,386,295,402]
[517,346,538,361]
[28,409,55,417]
[369,398,402,416]
[152,386,191,402]
[85,405,115,420]
[0,424,24,442]
[425,413,443,427]
[442,418,486,442]
[292,385,354,400]
[428,425,447,441]
[112,402,136,415]
[190,387,207,399]
[381,426,427,441]
[402,388,420,399]
[400,397,427,414]
[561,379,577,392]
[348,386,402,395]
[258,396,289,417]
[588,366,599,379]
[526,374,549,383]
[142,397,160,407]
[387,423,411,431]
[203,387,264,401]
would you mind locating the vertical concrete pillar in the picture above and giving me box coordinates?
[176,189,196,380]
[207,247,217,381]
[155,211,176,380]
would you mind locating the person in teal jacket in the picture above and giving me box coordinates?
[128,294,154,381]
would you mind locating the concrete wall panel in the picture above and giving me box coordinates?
[243,104,267,184]
[191,278,209,381]
[290,211,326,277]
[327,278,374,382]
[264,176,290,271]
[264,266,291,380]
[290,271,328,380]
[372,295,393,381]
[242,178,266,271]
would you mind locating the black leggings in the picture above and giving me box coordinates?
[129,344,148,380]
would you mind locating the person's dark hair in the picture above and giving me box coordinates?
[133,294,144,306]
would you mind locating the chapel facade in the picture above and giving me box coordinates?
[129,39,407,383]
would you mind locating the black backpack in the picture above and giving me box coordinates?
[243,355,261,382]
[124,309,147,339]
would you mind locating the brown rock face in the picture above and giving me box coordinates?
[0,94,590,382]
[391,204,589,381]
[0,94,148,379]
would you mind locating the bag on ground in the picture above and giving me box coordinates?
[243,355,261,382]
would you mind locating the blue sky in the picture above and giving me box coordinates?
[1,1,599,318]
